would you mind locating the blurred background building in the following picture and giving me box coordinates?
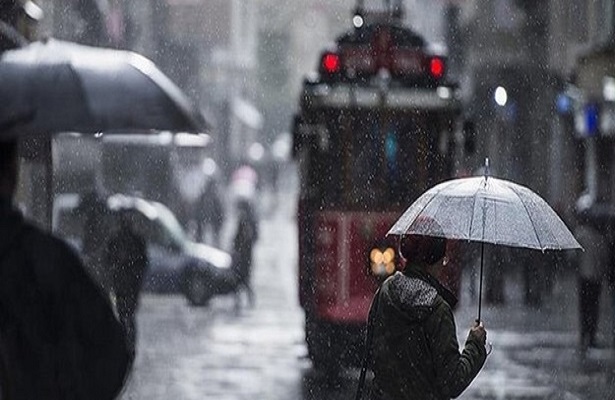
[3,0,615,225]
[448,0,615,225]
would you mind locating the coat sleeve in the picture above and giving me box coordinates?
[426,299,486,398]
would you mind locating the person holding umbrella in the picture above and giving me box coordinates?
[0,139,130,399]
[368,227,487,400]
[358,160,582,400]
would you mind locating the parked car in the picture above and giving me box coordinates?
[53,193,236,306]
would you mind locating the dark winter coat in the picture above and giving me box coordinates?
[370,266,486,400]
[232,202,258,284]
[0,198,130,400]
[106,224,147,299]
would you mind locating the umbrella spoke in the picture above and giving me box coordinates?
[468,178,484,241]
[508,184,545,250]
[387,175,581,251]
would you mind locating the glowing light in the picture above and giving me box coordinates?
[370,248,384,264]
[383,248,395,263]
[370,247,396,276]
[429,57,445,79]
[352,15,364,28]
[322,53,341,74]
[437,86,451,99]
[494,86,508,106]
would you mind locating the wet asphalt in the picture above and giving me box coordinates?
[119,186,615,400]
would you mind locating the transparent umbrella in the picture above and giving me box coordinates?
[388,159,582,321]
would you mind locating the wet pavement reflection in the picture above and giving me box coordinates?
[120,189,615,400]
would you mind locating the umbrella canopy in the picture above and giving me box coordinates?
[388,175,582,251]
[0,38,208,137]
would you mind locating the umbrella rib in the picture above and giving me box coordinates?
[129,55,207,132]
[468,179,482,240]
[64,62,96,127]
[509,185,543,250]
[409,192,440,232]
[411,180,465,235]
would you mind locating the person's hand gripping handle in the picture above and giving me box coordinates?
[471,320,491,355]
[470,320,486,344]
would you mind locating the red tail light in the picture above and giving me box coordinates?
[429,57,445,79]
[322,52,341,74]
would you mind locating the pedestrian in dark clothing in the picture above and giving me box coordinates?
[79,189,112,291]
[105,211,148,362]
[575,222,609,349]
[232,199,258,309]
[197,179,225,246]
[0,139,130,400]
[369,233,487,400]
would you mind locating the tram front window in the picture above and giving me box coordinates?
[309,111,449,211]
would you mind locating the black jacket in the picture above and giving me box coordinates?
[0,198,130,400]
[370,267,486,400]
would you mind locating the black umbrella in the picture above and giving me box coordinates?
[0,38,208,137]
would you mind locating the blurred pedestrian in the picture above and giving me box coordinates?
[0,139,130,399]
[78,188,112,291]
[368,232,487,399]
[197,179,225,246]
[575,220,609,349]
[105,211,148,362]
[232,198,258,309]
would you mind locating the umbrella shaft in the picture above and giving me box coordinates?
[477,242,485,323]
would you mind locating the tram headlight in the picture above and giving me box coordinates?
[369,247,396,277]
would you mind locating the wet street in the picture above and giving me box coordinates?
[5,2,615,400]
[120,186,615,400]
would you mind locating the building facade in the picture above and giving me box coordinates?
[450,0,611,224]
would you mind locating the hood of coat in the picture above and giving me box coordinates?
[0,197,24,259]
[381,271,438,322]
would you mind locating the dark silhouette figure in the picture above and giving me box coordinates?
[0,139,130,399]
[575,222,609,349]
[105,212,148,361]
[368,232,487,399]
[78,189,112,291]
[197,180,225,246]
[232,199,258,309]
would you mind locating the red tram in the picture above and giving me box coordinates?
[292,4,467,368]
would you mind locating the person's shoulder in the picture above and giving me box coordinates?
[431,294,453,314]
[21,222,83,265]
[384,272,438,308]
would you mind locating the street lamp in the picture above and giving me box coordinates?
[494,86,508,106]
